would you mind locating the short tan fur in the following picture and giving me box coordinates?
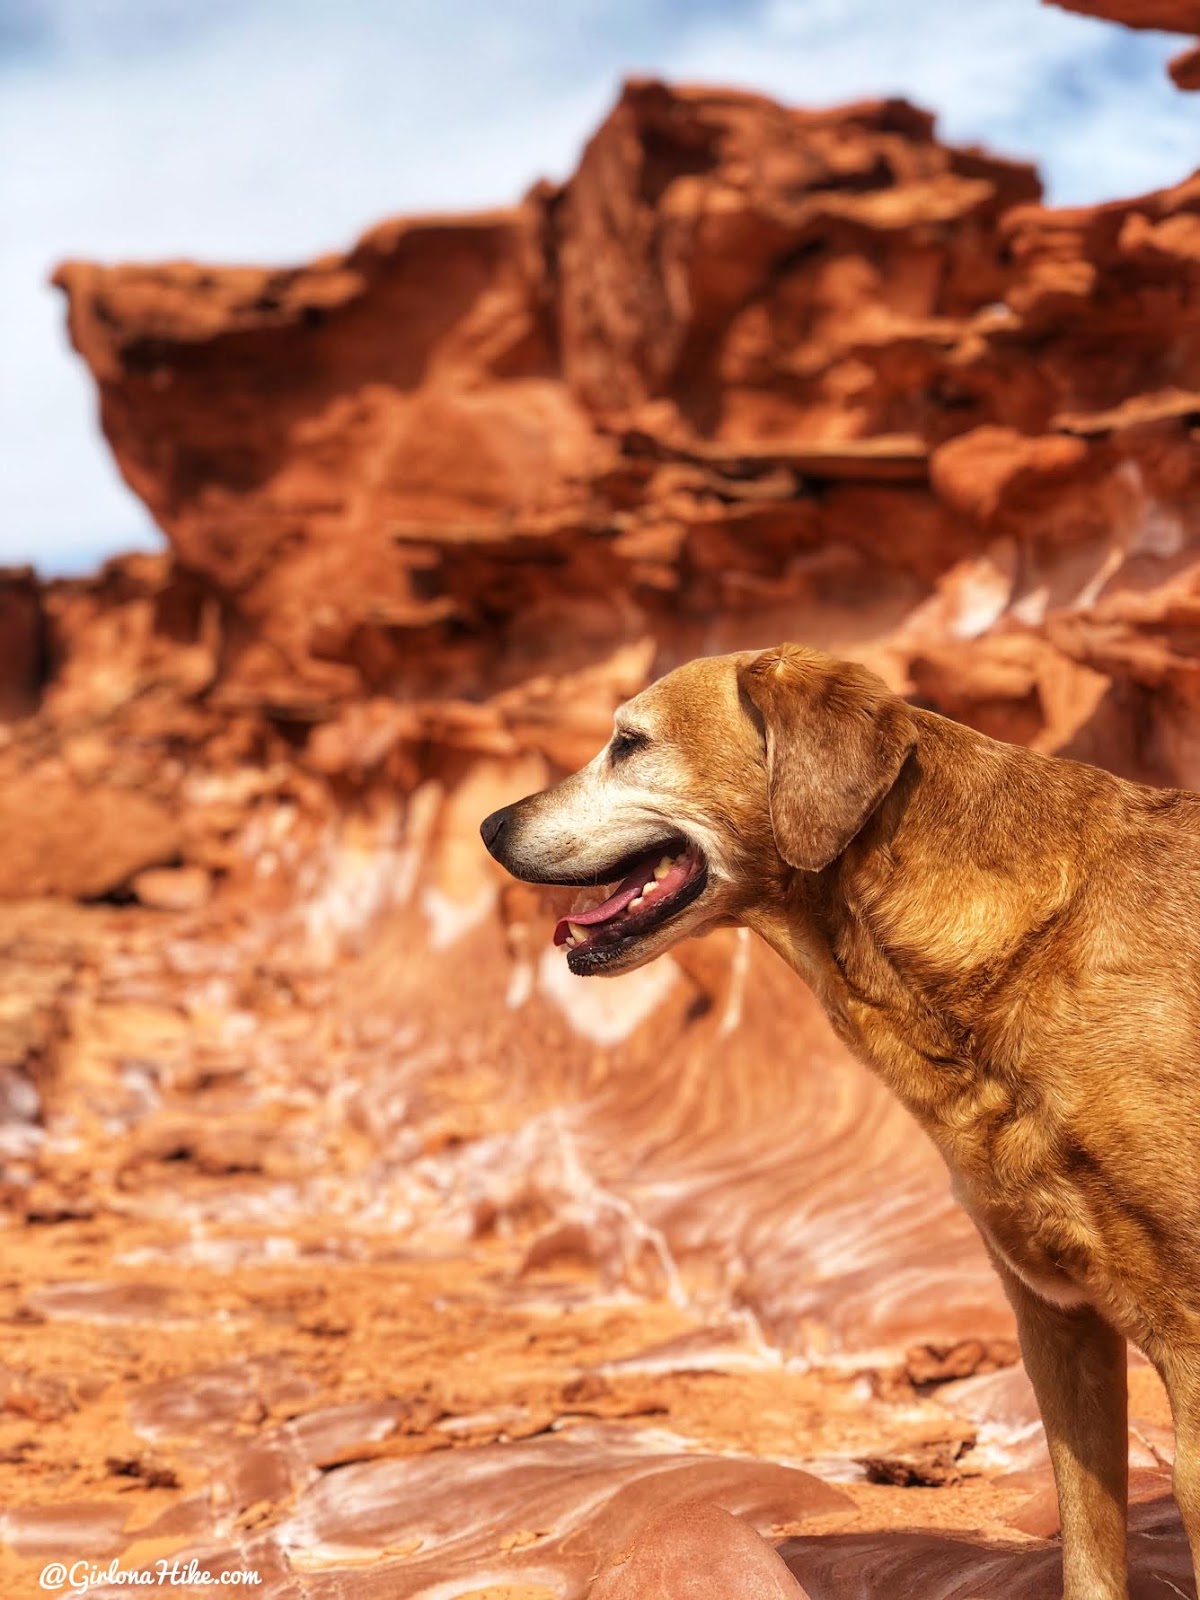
[482,645,1200,1600]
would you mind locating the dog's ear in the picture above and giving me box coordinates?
[737,646,917,872]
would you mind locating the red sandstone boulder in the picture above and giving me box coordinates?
[588,1502,813,1600]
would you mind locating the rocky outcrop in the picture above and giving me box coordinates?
[1048,0,1200,29]
[0,569,44,722]
[46,81,1200,794]
[3,42,1200,1600]
[51,85,1041,715]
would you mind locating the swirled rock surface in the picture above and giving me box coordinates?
[3,34,1200,1600]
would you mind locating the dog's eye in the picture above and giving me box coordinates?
[610,729,647,763]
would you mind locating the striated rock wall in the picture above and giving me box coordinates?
[3,57,1200,1600]
[51,86,1042,708]
[45,80,1200,785]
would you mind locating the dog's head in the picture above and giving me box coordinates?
[480,645,917,976]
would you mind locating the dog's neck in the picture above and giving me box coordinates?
[744,711,1122,1128]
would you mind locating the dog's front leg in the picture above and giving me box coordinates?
[1154,1339,1200,1594]
[995,1257,1130,1599]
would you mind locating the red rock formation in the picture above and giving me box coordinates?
[51,84,1040,714]
[0,569,44,722]
[589,1502,815,1598]
[3,44,1200,1600]
[1171,42,1200,88]
[1047,0,1200,31]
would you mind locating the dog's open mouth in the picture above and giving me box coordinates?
[552,838,708,973]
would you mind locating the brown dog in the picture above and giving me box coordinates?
[480,644,1200,1600]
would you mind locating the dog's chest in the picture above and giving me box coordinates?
[949,1169,1094,1309]
[920,1079,1100,1302]
[844,1005,1102,1308]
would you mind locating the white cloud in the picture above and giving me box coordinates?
[0,0,1193,575]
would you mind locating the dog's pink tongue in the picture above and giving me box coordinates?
[552,855,656,946]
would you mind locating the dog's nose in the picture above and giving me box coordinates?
[480,805,511,856]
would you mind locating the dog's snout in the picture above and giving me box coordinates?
[480,805,512,856]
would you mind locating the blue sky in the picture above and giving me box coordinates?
[1,0,1195,575]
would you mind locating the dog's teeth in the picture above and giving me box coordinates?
[642,880,657,895]
[568,923,588,943]
[629,895,644,910]
[655,856,672,878]
[565,936,576,948]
